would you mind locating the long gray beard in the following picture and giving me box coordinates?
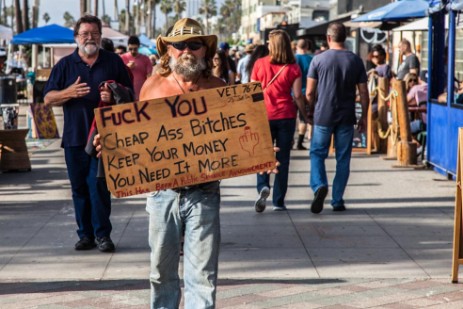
[169,54,206,81]
[79,42,98,56]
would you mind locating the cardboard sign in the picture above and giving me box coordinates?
[94,82,275,198]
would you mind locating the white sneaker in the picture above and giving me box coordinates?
[254,186,270,213]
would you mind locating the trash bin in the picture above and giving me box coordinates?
[0,76,17,104]
[1,103,19,129]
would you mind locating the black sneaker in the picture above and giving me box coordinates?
[75,237,96,250]
[254,186,270,213]
[333,205,346,212]
[96,237,115,253]
[311,186,328,214]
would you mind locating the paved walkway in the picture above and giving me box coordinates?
[0,107,462,308]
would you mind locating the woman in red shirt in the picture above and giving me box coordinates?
[251,29,308,212]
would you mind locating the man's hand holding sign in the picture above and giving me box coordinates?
[92,17,278,308]
[94,82,275,197]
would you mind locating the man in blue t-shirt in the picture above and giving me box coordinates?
[44,15,133,252]
[306,22,369,214]
[236,44,254,84]
[295,39,313,150]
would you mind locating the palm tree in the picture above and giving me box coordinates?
[219,0,241,41]
[93,0,98,17]
[102,14,111,26]
[134,0,142,35]
[80,0,87,17]
[150,0,161,37]
[172,0,186,21]
[199,0,217,34]
[159,0,172,34]
[113,0,118,21]
[14,0,23,33]
[149,0,161,38]
[4,3,13,27]
[31,0,40,28]
[42,12,50,24]
[125,0,130,34]
[21,0,29,30]
[119,9,127,32]
[63,11,76,28]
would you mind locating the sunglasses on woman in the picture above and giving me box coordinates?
[170,41,203,51]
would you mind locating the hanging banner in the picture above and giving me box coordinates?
[94,82,276,198]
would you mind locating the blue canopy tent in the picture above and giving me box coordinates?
[10,24,75,70]
[351,0,429,22]
[138,34,157,55]
[138,46,157,55]
[11,24,74,44]
[138,34,156,48]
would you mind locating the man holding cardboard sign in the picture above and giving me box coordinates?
[94,18,276,308]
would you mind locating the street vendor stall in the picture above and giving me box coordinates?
[11,24,74,69]
[6,24,71,139]
[426,0,463,178]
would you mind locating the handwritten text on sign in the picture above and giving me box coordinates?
[94,82,275,198]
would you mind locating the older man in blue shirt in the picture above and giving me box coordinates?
[44,15,132,252]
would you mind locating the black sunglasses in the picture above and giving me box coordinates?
[170,41,203,51]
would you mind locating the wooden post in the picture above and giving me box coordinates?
[377,77,389,154]
[393,80,417,166]
[366,97,373,155]
[386,134,397,159]
[452,128,463,283]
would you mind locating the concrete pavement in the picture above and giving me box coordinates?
[0,105,462,308]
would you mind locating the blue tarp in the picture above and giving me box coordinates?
[138,34,156,48]
[351,0,429,22]
[138,46,157,55]
[11,24,74,44]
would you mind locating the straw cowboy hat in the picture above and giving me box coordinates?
[156,18,217,59]
[245,44,255,53]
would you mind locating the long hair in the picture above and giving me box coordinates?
[246,44,269,77]
[268,30,295,65]
[214,50,230,84]
[404,72,418,92]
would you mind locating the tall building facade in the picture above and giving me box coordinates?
[240,0,336,43]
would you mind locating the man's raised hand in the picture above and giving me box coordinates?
[70,76,91,98]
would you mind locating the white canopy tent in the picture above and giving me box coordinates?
[102,26,128,47]
[0,24,13,42]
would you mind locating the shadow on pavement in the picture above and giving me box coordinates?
[0,279,149,295]
[217,278,345,286]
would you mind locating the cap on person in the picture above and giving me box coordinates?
[219,42,230,50]
[156,18,217,59]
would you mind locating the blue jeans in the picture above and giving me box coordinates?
[146,181,221,309]
[310,124,354,207]
[64,146,112,239]
[256,118,296,207]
